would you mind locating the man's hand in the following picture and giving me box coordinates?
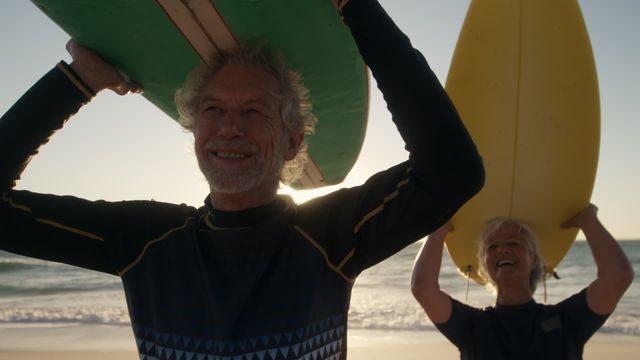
[330,0,350,11]
[66,39,143,95]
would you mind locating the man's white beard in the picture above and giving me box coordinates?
[198,142,285,194]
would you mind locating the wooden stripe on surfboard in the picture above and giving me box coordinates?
[155,0,325,188]
[155,0,237,64]
[297,152,326,188]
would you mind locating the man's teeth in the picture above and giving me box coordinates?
[217,151,248,159]
[498,260,515,267]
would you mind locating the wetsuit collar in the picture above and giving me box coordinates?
[203,195,292,228]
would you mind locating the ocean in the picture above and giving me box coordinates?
[1,240,638,346]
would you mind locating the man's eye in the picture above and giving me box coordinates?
[244,108,267,118]
[201,106,224,116]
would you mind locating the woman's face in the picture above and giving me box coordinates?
[483,223,535,287]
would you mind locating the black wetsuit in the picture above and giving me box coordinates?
[0,1,484,359]
[436,289,609,360]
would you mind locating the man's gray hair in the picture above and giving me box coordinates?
[175,45,317,184]
[476,218,545,294]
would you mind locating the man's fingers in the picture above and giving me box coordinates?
[114,82,144,96]
[129,82,144,94]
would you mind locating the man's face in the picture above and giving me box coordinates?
[192,64,298,195]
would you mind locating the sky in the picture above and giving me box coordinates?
[1,1,638,239]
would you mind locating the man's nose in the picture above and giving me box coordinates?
[217,112,244,138]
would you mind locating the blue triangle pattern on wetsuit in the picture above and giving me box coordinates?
[134,314,346,360]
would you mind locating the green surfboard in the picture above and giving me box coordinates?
[32,0,369,189]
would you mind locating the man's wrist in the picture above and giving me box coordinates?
[57,61,96,99]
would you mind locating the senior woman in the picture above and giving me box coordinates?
[411,204,634,359]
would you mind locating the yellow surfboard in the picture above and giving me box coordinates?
[444,0,600,283]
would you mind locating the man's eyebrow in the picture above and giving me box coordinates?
[244,98,274,107]
[198,96,220,105]
[197,93,280,112]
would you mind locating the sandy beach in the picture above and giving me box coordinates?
[0,327,637,359]
[349,330,640,360]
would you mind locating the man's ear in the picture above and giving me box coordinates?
[285,132,304,161]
